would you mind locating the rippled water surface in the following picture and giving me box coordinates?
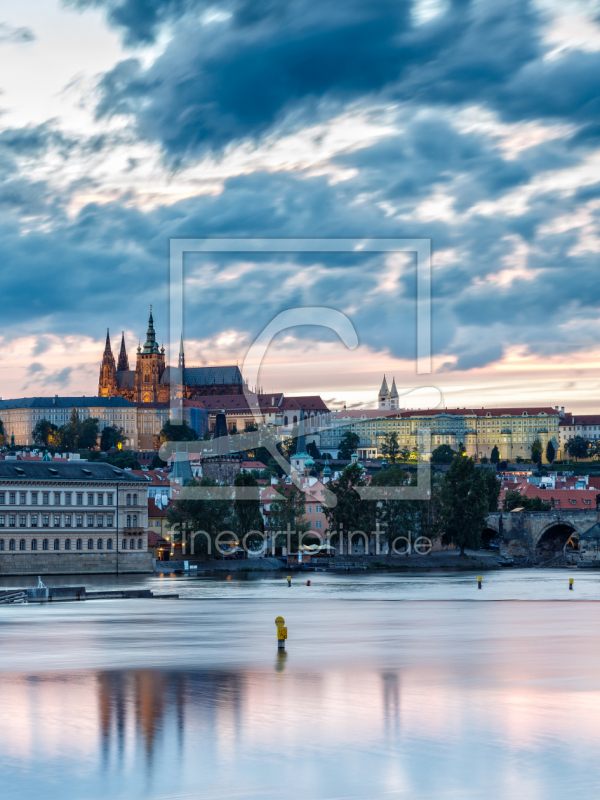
[2,569,600,799]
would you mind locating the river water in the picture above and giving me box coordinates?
[2,569,600,799]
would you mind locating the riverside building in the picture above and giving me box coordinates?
[0,461,151,575]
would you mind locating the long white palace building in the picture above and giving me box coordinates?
[0,461,151,574]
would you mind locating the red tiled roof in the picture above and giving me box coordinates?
[500,482,598,509]
[148,531,169,547]
[148,498,169,517]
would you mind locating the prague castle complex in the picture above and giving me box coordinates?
[99,309,246,403]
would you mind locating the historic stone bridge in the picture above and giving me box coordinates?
[485,509,600,559]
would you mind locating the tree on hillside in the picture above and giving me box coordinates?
[440,456,488,556]
[481,468,502,511]
[307,441,321,459]
[381,432,400,464]
[546,440,556,465]
[268,479,310,552]
[338,430,360,460]
[490,445,500,466]
[431,444,455,464]
[566,436,588,461]
[232,470,264,551]
[503,489,550,512]
[531,439,543,467]
[159,419,198,442]
[167,476,232,558]
[101,426,126,451]
[323,462,375,554]
[78,417,100,449]
[33,419,58,447]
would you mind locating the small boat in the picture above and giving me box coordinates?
[498,556,514,567]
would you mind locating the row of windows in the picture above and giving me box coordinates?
[0,491,119,506]
[0,513,131,528]
[0,538,144,550]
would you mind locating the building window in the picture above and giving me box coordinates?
[9,492,15,505]
[129,538,134,550]
[0,516,4,528]
[54,493,61,505]
[31,538,37,550]
[307,505,312,513]
[127,515,131,527]
[126,494,131,506]
[19,539,25,550]
[19,492,26,504]
[0,492,6,505]
[0,539,3,550]
[65,515,72,527]
[107,515,114,526]
[97,515,104,527]
[9,515,16,528]
[17,514,26,527]
[42,492,49,505]
[54,515,60,527]
[138,538,142,549]
[107,493,113,505]
[9,539,15,550]
[315,505,322,513]
[31,492,38,505]
[43,539,48,550]
[316,520,322,529]
[76,538,82,550]
[87,538,93,550]
[87,515,94,527]
[76,493,83,506]
[133,494,137,506]
[97,494,103,506]
[54,539,60,550]
[65,493,72,505]
[65,539,71,550]
[97,538,103,550]
[122,539,126,549]
[107,538,113,550]
[87,493,94,506]
[76,515,83,528]
[133,515,137,527]
[42,516,49,528]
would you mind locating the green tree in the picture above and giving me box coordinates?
[431,444,456,464]
[151,453,167,469]
[400,445,411,462]
[159,419,198,442]
[490,444,500,465]
[566,436,589,461]
[232,470,264,551]
[323,462,376,554]
[100,426,126,451]
[503,489,550,512]
[480,455,489,464]
[338,431,360,460]
[481,467,501,511]
[531,438,543,467]
[307,441,321,459]
[167,477,232,558]
[457,441,466,456]
[78,417,100,449]
[440,456,488,556]
[268,479,311,552]
[546,440,556,465]
[33,418,58,447]
[370,464,411,551]
[381,432,400,464]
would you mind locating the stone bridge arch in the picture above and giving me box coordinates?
[534,520,581,556]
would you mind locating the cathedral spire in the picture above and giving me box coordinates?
[178,331,186,371]
[117,331,129,371]
[143,305,159,354]
[103,328,113,356]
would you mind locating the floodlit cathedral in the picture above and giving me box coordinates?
[98,309,246,403]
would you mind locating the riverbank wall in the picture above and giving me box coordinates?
[0,552,153,576]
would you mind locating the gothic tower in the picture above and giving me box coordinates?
[378,375,389,410]
[390,378,399,410]
[135,308,167,403]
[98,330,117,397]
[117,332,129,371]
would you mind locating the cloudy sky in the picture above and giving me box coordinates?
[1,0,600,410]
